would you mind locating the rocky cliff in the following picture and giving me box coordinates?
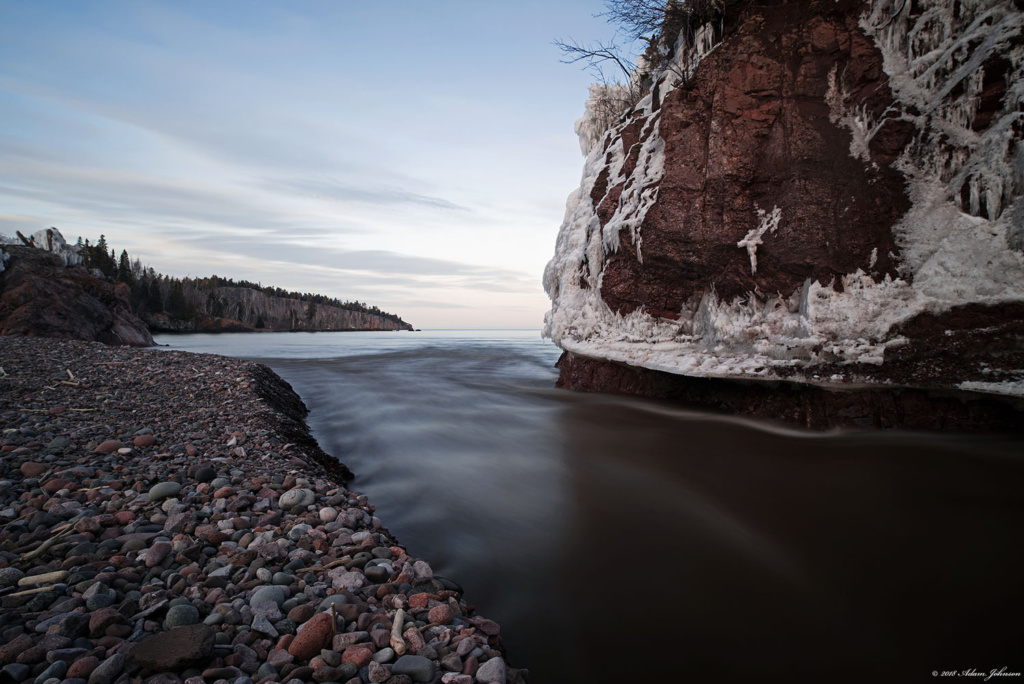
[0,244,154,346]
[544,0,1024,430]
[145,284,413,334]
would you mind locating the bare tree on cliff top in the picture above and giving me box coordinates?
[556,0,724,76]
[599,0,687,41]
[554,1,685,99]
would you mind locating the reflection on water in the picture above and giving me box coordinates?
[157,331,1024,682]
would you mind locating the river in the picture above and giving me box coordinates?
[155,329,1024,682]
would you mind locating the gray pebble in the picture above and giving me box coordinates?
[0,567,25,587]
[165,603,200,628]
[148,482,182,502]
[392,655,436,683]
[278,488,315,509]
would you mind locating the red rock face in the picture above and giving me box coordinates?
[0,245,154,346]
[596,0,915,319]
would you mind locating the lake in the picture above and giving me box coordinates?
[156,330,1024,682]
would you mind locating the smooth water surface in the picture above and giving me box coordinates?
[156,330,1024,682]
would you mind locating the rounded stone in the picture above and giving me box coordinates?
[133,434,156,448]
[165,604,200,628]
[317,595,348,612]
[372,647,395,663]
[476,656,507,684]
[287,524,311,541]
[364,565,390,584]
[35,660,67,683]
[86,593,116,611]
[272,572,294,586]
[392,654,436,683]
[0,567,25,587]
[341,645,372,669]
[93,440,123,454]
[194,467,217,483]
[279,488,315,509]
[148,482,182,502]
[428,604,453,625]
[19,462,46,478]
[250,586,287,608]
[287,612,334,660]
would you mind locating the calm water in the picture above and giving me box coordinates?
[155,330,1024,682]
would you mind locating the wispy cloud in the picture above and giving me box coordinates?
[272,177,468,212]
[0,1,602,327]
[0,157,359,237]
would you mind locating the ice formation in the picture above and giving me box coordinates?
[544,1,1024,396]
[736,206,782,275]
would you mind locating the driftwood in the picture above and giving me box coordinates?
[18,524,74,562]
[390,607,407,655]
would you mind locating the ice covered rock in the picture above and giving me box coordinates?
[545,0,1024,428]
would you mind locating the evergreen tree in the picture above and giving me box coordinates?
[167,280,188,319]
[147,278,163,312]
[117,250,132,284]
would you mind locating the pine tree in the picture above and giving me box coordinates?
[147,278,163,312]
[117,250,132,284]
[167,280,188,319]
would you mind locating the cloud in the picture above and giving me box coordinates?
[173,233,537,292]
[272,177,468,212]
[0,213,44,236]
[0,159,360,238]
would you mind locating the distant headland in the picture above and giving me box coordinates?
[0,228,413,346]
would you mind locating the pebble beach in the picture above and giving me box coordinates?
[0,336,523,684]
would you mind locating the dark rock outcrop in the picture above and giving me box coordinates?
[556,351,1024,432]
[0,245,154,346]
[544,0,1024,430]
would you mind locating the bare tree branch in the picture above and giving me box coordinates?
[598,0,686,42]
[553,38,636,84]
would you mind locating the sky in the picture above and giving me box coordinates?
[0,0,631,329]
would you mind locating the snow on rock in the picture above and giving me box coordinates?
[21,227,83,267]
[545,0,1024,400]
[736,206,782,275]
[576,83,636,156]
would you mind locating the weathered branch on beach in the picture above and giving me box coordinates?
[18,524,74,562]
[390,607,407,655]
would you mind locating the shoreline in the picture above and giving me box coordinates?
[0,335,522,684]
[151,329,417,337]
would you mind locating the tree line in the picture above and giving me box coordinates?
[74,235,410,330]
